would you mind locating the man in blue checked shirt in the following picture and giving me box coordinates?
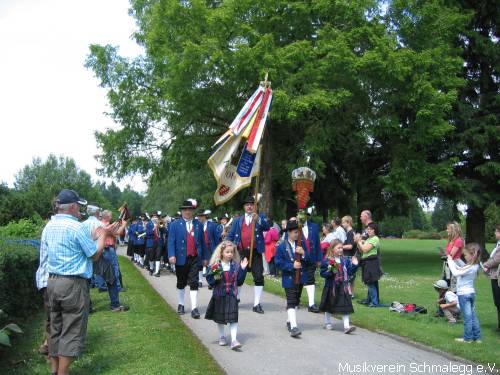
[43,189,113,375]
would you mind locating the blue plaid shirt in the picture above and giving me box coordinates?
[42,214,97,279]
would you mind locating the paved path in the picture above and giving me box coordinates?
[117,248,482,375]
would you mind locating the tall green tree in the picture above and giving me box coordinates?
[444,0,499,248]
[14,155,109,217]
[86,0,466,221]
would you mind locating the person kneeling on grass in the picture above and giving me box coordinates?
[320,239,358,333]
[275,220,310,338]
[433,279,460,324]
[205,241,248,350]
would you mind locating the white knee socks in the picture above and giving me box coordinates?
[254,286,263,306]
[230,323,238,342]
[237,287,241,300]
[305,285,315,306]
[177,288,185,306]
[343,315,350,329]
[287,308,298,328]
[325,312,332,325]
[217,323,225,338]
[198,270,204,285]
[154,261,160,274]
[190,290,198,309]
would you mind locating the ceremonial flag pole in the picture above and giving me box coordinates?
[208,74,272,267]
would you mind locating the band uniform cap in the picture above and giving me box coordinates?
[285,220,299,231]
[180,200,196,210]
[433,280,449,290]
[197,209,211,216]
[56,189,87,205]
[243,196,255,204]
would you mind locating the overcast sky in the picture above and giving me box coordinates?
[0,0,146,192]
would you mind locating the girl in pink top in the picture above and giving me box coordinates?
[441,221,464,289]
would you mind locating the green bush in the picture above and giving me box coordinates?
[0,217,44,239]
[0,240,42,317]
[402,229,442,240]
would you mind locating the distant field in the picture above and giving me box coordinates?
[256,239,498,365]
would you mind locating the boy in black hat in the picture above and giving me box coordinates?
[275,220,310,337]
[197,209,221,287]
[226,196,270,313]
[168,199,208,318]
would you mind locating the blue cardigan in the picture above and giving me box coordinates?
[205,261,247,297]
[203,220,221,255]
[275,239,311,288]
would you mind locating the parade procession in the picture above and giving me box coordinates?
[1,1,499,374]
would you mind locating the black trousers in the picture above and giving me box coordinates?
[304,263,316,286]
[176,256,200,290]
[492,279,500,329]
[239,249,264,286]
[146,244,162,262]
[285,284,303,309]
[135,244,146,257]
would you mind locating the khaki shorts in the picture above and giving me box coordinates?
[47,276,89,357]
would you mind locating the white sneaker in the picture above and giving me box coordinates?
[218,336,227,346]
[324,323,334,330]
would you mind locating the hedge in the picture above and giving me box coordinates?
[402,229,443,240]
[0,240,41,317]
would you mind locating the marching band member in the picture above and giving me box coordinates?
[302,211,322,313]
[197,209,221,288]
[226,196,270,314]
[168,199,208,319]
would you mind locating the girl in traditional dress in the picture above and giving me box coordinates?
[319,239,358,333]
[205,241,248,350]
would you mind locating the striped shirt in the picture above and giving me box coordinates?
[42,214,97,279]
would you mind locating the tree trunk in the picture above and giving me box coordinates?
[259,129,273,216]
[465,205,485,252]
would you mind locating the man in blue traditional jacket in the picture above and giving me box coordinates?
[197,209,221,288]
[168,199,208,318]
[226,196,270,314]
[302,211,322,313]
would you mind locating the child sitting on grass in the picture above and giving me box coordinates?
[447,243,481,343]
[433,279,460,323]
[319,239,358,333]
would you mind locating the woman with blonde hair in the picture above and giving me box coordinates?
[440,221,465,289]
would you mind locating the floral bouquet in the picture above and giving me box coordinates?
[210,261,223,280]
[327,258,339,274]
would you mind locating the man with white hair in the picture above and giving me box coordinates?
[82,205,106,291]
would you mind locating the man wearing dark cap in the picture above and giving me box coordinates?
[43,189,112,375]
[226,196,270,314]
[168,199,208,318]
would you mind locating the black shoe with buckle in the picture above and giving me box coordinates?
[290,327,302,338]
[252,304,264,314]
[286,321,291,332]
[177,304,185,315]
[308,304,320,313]
[191,308,200,319]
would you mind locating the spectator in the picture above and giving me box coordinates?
[441,221,464,290]
[359,209,382,300]
[341,215,358,295]
[354,222,383,307]
[44,189,111,375]
[320,223,335,256]
[264,225,280,277]
[482,225,500,334]
[331,217,347,243]
[433,280,460,324]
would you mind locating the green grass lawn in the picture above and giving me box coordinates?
[255,239,499,365]
[0,257,223,375]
